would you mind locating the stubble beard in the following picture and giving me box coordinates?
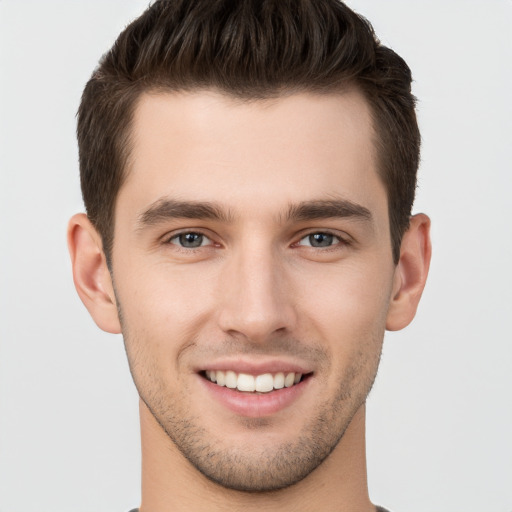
[142,382,353,492]
[125,334,383,493]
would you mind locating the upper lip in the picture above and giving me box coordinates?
[195,357,313,376]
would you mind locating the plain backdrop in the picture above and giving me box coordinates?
[0,1,511,511]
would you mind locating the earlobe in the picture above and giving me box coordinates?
[67,213,122,334]
[386,213,432,331]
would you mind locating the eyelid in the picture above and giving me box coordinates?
[163,229,216,247]
[159,227,351,250]
[294,229,349,247]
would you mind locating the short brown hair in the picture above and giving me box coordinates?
[78,0,420,265]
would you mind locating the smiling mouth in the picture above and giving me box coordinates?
[202,370,310,393]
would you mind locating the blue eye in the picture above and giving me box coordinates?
[169,232,210,248]
[298,232,339,248]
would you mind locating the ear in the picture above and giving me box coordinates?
[67,213,121,334]
[386,213,432,331]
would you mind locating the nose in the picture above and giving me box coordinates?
[217,244,297,343]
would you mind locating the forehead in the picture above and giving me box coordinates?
[119,89,387,224]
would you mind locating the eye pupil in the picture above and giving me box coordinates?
[309,233,333,247]
[179,233,203,248]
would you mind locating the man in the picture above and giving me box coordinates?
[67,0,431,510]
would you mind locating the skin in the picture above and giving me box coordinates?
[68,89,431,512]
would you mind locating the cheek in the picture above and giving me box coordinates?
[297,258,393,326]
[113,260,218,369]
[294,259,393,368]
[119,257,214,314]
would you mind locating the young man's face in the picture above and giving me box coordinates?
[108,90,400,491]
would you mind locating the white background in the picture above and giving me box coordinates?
[0,1,511,511]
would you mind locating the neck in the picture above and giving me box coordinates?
[138,400,374,512]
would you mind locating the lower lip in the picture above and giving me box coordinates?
[200,375,311,418]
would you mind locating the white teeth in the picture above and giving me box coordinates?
[237,373,256,392]
[273,372,285,389]
[225,370,237,389]
[216,370,226,386]
[284,372,295,388]
[206,370,303,392]
[255,373,274,393]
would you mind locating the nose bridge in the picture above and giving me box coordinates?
[218,237,295,341]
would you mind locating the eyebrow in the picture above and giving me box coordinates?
[137,198,233,228]
[137,197,373,229]
[284,199,373,224]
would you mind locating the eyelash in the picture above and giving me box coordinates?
[165,231,216,251]
[294,231,348,250]
[164,230,349,252]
